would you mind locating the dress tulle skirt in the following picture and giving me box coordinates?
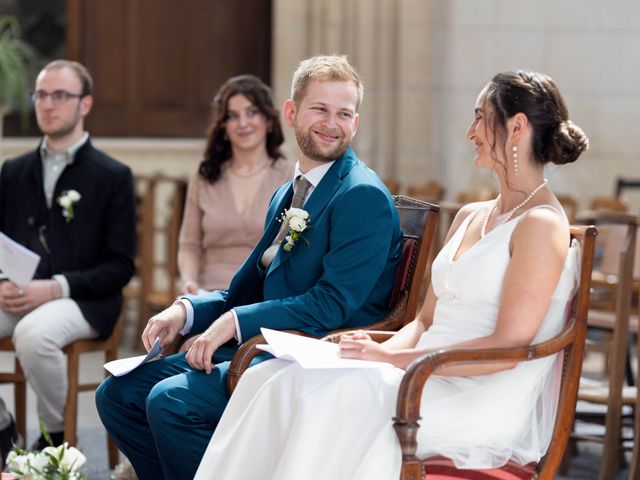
[195,352,560,480]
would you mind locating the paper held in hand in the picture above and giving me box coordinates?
[103,337,164,376]
[256,328,394,369]
[0,231,40,287]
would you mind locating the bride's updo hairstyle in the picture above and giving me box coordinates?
[485,70,589,166]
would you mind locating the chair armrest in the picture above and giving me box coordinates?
[393,319,577,458]
[226,330,311,394]
[228,329,400,393]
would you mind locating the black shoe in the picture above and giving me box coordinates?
[0,417,18,469]
[31,430,64,451]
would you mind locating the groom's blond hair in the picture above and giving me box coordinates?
[290,54,364,110]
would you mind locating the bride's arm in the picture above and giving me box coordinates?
[342,208,569,373]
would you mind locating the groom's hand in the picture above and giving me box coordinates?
[142,302,186,351]
[186,311,236,374]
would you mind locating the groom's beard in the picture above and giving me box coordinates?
[294,123,351,163]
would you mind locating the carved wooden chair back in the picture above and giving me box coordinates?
[392,225,596,480]
[569,211,638,479]
[137,174,188,340]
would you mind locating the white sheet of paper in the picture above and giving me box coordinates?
[0,231,41,287]
[259,328,394,369]
[104,337,164,376]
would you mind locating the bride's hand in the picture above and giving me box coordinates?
[339,330,372,342]
[339,336,391,363]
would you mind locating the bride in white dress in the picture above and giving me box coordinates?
[195,71,589,480]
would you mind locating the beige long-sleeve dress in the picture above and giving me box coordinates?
[178,158,293,291]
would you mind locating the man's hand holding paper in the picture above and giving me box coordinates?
[141,302,187,352]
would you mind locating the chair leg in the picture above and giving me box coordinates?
[14,359,26,445]
[559,436,577,474]
[400,461,424,480]
[63,349,79,446]
[108,435,120,469]
[104,347,121,468]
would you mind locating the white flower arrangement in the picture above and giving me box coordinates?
[57,190,81,223]
[5,422,87,480]
[279,207,311,252]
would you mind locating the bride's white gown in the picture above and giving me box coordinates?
[195,207,579,480]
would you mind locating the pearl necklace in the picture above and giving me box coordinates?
[481,179,548,238]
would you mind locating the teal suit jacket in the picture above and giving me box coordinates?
[188,148,402,341]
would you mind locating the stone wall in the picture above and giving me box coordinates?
[273,0,640,212]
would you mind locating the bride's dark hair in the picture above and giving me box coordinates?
[485,70,589,166]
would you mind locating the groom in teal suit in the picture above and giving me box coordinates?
[96,54,403,480]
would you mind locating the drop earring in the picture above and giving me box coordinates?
[512,145,519,176]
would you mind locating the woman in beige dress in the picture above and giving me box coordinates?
[179,75,293,295]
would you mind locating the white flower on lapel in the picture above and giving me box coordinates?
[279,207,311,252]
[57,189,81,223]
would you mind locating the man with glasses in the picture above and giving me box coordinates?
[0,60,136,463]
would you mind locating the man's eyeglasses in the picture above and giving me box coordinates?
[31,90,84,106]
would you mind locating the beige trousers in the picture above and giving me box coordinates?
[0,299,97,432]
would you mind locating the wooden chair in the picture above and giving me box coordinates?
[121,174,158,337]
[557,194,579,223]
[455,186,496,204]
[0,313,124,469]
[406,180,445,204]
[0,337,26,444]
[568,211,638,479]
[384,178,402,196]
[385,225,596,480]
[616,177,640,198]
[590,196,628,212]
[137,175,188,341]
[223,195,440,393]
[631,331,640,478]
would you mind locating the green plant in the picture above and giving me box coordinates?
[0,15,37,124]
[6,421,88,480]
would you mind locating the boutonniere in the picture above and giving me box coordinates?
[279,207,311,252]
[57,189,81,223]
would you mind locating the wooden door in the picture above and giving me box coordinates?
[66,0,272,137]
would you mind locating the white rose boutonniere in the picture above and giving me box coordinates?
[57,190,81,223]
[279,207,311,252]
